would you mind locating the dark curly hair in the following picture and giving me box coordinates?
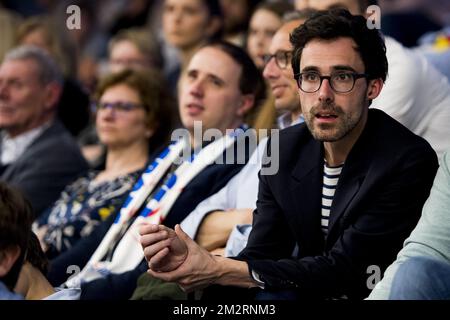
[290,8,388,83]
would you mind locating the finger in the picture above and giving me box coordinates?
[147,268,172,282]
[143,238,172,261]
[148,246,170,270]
[174,224,192,243]
[139,223,159,236]
[140,230,170,247]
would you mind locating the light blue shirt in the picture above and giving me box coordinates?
[0,281,24,300]
[368,151,450,299]
[43,287,81,300]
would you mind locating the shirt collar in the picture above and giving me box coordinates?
[1,121,52,165]
[277,112,304,129]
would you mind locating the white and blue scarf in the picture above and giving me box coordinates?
[66,129,246,287]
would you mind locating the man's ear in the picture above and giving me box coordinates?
[366,78,383,101]
[236,94,255,117]
[205,16,222,38]
[43,82,62,110]
[0,246,21,277]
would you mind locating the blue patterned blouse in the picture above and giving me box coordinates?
[35,169,142,258]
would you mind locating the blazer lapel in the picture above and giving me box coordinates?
[327,121,373,243]
[290,138,325,255]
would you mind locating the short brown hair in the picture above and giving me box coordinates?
[94,69,175,151]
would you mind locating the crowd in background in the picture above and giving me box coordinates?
[0,0,450,301]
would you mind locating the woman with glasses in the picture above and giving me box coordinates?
[34,69,174,259]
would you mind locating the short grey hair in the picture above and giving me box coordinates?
[3,45,63,85]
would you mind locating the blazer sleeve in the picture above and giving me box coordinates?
[8,143,88,216]
[238,146,438,298]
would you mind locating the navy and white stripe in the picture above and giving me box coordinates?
[321,162,343,236]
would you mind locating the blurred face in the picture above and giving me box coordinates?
[295,0,309,10]
[20,28,51,53]
[308,0,362,15]
[109,40,151,73]
[96,84,151,149]
[247,9,283,69]
[163,0,212,50]
[0,59,53,137]
[179,46,251,134]
[298,37,378,141]
[263,21,302,114]
[220,0,249,33]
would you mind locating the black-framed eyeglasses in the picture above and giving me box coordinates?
[294,71,368,93]
[262,51,292,69]
[93,101,143,113]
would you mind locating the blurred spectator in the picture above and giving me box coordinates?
[0,182,34,300]
[0,46,88,216]
[162,0,223,93]
[0,7,22,62]
[16,16,77,77]
[107,28,163,74]
[14,232,81,299]
[414,26,450,80]
[34,69,174,259]
[246,1,295,133]
[294,0,309,10]
[79,28,169,166]
[53,0,109,93]
[16,16,91,137]
[220,0,262,47]
[108,0,153,36]
[246,1,294,70]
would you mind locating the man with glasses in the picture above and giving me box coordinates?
[305,0,450,160]
[140,9,438,300]
[262,12,310,129]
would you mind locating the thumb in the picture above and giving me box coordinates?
[174,224,194,245]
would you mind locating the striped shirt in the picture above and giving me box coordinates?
[321,162,344,236]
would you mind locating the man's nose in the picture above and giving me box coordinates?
[0,83,9,99]
[263,57,279,80]
[188,79,204,98]
[318,78,334,103]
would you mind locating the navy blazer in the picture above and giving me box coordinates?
[237,109,438,299]
[0,120,88,216]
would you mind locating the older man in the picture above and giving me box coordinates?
[0,46,88,216]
